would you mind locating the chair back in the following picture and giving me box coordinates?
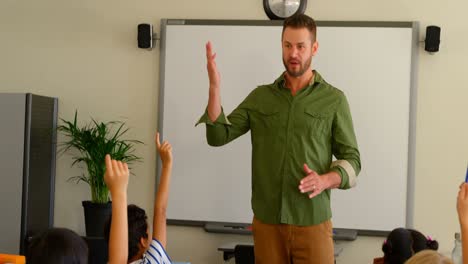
[234,244,255,264]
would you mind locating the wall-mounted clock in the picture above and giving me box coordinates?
[263,0,308,20]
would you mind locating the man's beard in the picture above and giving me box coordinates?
[282,56,312,77]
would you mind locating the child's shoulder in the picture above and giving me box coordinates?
[142,239,172,264]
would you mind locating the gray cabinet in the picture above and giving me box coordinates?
[0,93,58,255]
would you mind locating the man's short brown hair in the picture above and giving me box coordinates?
[282,14,317,43]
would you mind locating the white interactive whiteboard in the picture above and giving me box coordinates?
[158,19,418,232]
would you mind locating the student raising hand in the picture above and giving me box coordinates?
[103,146,173,264]
[153,132,173,249]
[104,154,129,264]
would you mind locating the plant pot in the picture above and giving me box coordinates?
[82,201,112,237]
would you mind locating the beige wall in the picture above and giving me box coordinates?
[1,0,467,263]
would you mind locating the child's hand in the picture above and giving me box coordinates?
[156,132,172,166]
[104,154,129,195]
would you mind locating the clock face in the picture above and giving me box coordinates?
[269,0,301,18]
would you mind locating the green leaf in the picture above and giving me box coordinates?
[57,110,144,204]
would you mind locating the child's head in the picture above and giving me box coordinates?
[104,204,150,261]
[27,227,88,264]
[382,228,438,264]
[405,250,453,264]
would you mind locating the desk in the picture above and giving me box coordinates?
[218,242,343,261]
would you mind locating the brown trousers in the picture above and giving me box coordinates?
[252,217,334,264]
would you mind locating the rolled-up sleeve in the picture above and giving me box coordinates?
[331,93,361,189]
[196,108,231,126]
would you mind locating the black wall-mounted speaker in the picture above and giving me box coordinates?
[425,25,441,52]
[138,23,153,49]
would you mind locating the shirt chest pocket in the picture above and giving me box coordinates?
[250,108,281,132]
[303,109,333,136]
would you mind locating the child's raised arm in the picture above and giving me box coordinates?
[104,154,129,264]
[153,132,173,249]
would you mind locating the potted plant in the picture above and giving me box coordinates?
[57,111,143,237]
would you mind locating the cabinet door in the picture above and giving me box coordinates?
[0,94,26,254]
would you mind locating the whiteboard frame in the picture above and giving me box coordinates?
[157,19,418,234]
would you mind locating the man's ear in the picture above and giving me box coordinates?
[312,41,319,56]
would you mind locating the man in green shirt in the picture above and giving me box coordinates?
[197,14,361,264]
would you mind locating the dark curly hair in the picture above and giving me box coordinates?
[104,204,148,261]
[27,228,88,264]
[382,228,439,264]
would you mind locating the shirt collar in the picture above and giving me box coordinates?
[274,70,323,90]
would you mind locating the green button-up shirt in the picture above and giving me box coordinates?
[196,70,361,226]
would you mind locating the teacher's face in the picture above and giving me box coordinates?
[282,27,318,77]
